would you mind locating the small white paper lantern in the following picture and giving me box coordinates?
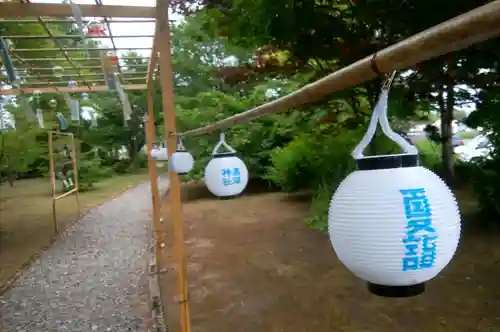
[53,66,64,78]
[170,137,194,174]
[328,78,461,298]
[151,146,168,161]
[48,98,58,109]
[204,133,249,197]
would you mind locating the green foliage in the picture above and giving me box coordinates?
[3,2,500,235]
[462,87,500,226]
[77,158,111,192]
[0,108,47,183]
[416,140,442,171]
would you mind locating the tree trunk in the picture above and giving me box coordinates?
[438,82,455,185]
[129,138,139,169]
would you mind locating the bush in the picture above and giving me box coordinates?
[415,140,442,171]
[265,130,361,192]
[113,159,132,174]
[466,157,500,228]
[306,183,332,233]
[78,158,111,191]
[267,128,414,232]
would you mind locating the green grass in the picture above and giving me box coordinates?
[0,170,151,291]
[456,130,479,139]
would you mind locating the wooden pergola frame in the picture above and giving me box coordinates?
[0,1,190,331]
[0,1,154,94]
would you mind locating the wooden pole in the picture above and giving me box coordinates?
[0,84,147,95]
[156,0,191,331]
[70,134,81,218]
[48,131,58,234]
[0,3,157,18]
[145,87,171,317]
[145,103,162,243]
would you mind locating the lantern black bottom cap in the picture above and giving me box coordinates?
[367,282,425,298]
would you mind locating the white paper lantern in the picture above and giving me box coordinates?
[328,78,461,298]
[53,66,64,78]
[151,146,168,161]
[204,133,249,197]
[48,98,58,109]
[170,137,194,174]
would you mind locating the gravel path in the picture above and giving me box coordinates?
[0,178,168,332]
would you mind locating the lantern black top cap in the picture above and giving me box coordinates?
[356,153,419,170]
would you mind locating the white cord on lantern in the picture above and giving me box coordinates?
[351,83,418,160]
[212,132,236,155]
[176,136,186,151]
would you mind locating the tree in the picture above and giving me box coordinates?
[0,104,46,186]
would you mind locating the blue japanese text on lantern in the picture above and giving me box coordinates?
[400,188,437,272]
[221,168,241,186]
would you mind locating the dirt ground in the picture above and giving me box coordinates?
[160,182,500,332]
[0,172,150,292]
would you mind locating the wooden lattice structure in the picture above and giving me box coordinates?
[48,131,80,234]
[2,1,500,332]
[0,1,182,330]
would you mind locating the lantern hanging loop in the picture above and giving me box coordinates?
[211,132,236,155]
[351,71,418,159]
[176,136,186,151]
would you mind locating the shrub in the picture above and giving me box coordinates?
[306,183,332,233]
[265,130,361,192]
[78,158,111,191]
[466,157,500,229]
[267,128,413,232]
[113,159,132,174]
[416,140,442,171]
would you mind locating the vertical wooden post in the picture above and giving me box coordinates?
[156,1,191,331]
[145,92,162,237]
[48,131,58,234]
[70,133,81,218]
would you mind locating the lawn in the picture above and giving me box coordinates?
[0,171,151,292]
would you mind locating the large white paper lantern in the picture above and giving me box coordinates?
[204,133,249,197]
[170,137,194,175]
[328,80,461,298]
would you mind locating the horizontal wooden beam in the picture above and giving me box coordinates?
[14,47,151,52]
[4,34,154,40]
[12,57,150,62]
[21,77,147,85]
[0,84,147,95]
[0,18,155,24]
[0,3,157,18]
[1,72,148,79]
[12,64,149,70]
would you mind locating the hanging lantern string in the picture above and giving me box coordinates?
[211,132,236,155]
[351,71,418,159]
[176,136,185,151]
[381,71,397,91]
